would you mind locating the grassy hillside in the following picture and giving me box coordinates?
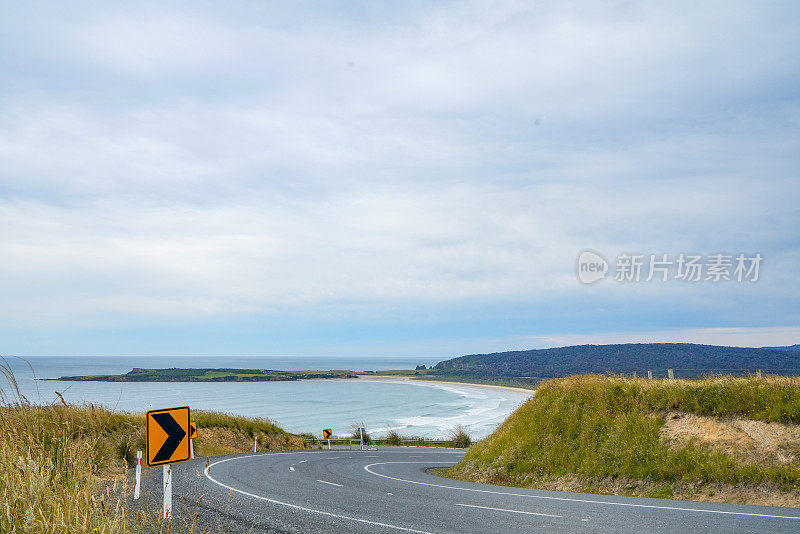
[445,375,800,506]
[432,343,800,379]
[0,365,305,533]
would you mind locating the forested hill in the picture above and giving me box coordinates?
[765,344,800,351]
[432,343,800,379]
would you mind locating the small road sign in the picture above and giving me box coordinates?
[189,421,197,439]
[146,406,191,467]
[323,428,333,439]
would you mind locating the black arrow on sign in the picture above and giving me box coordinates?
[152,412,187,463]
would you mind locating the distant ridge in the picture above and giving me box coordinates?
[763,344,800,352]
[433,343,800,379]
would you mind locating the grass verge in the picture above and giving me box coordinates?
[444,374,800,507]
[0,360,305,532]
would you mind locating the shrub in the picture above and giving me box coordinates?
[448,425,472,448]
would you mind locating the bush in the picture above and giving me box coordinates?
[448,425,472,448]
[384,428,404,446]
[349,422,373,445]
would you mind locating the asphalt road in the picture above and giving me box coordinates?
[150,447,800,533]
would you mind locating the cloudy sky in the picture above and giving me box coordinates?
[1,1,798,358]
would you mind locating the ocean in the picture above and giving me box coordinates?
[2,356,532,439]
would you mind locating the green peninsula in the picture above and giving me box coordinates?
[56,367,358,382]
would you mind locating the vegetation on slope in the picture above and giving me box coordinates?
[445,374,800,506]
[0,363,305,533]
[433,343,800,379]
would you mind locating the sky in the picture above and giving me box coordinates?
[1,1,799,359]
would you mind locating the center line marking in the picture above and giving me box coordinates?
[457,503,562,518]
[298,460,307,463]
[317,479,343,487]
[364,463,800,521]
[289,466,295,471]
[206,453,434,534]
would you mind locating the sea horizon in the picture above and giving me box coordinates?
[1,355,531,440]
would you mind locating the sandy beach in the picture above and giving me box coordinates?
[356,374,536,396]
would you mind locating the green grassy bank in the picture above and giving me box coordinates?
[445,374,800,506]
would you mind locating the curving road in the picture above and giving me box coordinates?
[154,447,800,533]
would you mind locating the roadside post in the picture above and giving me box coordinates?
[648,370,653,380]
[323,428,333,450]
[146,406,191,520]
[667,368,674,380]
[359,427,364,451]
[189,421,197,459]
[133,451,142,500]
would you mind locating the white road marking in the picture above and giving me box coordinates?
[366,455,379,458]
[457,503,562,518]
[289,466,295,472]
[205,453,434,534]
[327,457,339,459]
[364,463,800,521]
[298,460,307,463]
[317,479,343,487]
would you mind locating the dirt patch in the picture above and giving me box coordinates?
[660,411,800,467]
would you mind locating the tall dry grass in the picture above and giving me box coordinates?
[0,359,304,532]
[0,359,154,532]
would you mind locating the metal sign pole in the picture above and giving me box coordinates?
[134,451,142,500]
[190,438,194,459]
[162,464,172,519]
[359,427,363,451]
[327,438,331,450]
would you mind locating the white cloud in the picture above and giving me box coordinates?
[0,1,798,340]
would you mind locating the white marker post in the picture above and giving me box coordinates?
[254,435,257,453]
[328,437,331,450]
[359,427,364,451]
[190,438,194,460]
[133,451,142,500]
[162,464,172,519]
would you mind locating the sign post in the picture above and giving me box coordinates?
[133,451,142,500]
[323,428,332,450]
[146,406,191,521]
[162,464,172,519]
[359,427,364,451]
